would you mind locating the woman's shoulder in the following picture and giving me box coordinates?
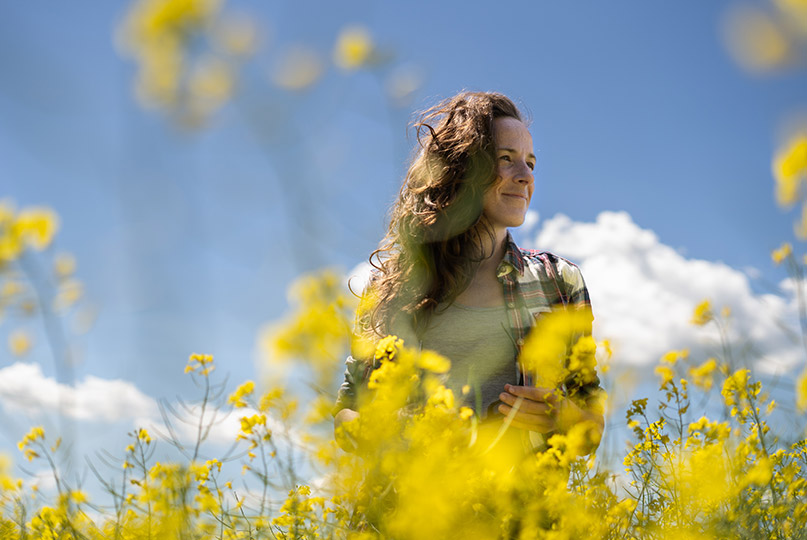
[516,247,584,279]
[517,247,581,269]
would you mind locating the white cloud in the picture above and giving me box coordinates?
[528,211,801,372]
[0,362,159,422]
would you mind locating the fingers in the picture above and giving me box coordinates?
[498,385,566,433]
[497,402,555,432]
[503,384,561,404]
[498,392,553,415]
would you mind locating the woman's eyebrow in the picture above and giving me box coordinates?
[498,147,536,160]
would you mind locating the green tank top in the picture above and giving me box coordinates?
[420,302,517,418]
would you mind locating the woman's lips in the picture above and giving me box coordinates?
[503,193,528,202]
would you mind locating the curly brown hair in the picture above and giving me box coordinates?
[361,91,525,340]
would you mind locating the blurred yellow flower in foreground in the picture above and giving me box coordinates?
[211,15,258,56]
[189,56,234,105]
[272,46,323,91]
[228,380,255,408]
[689,358,719,391]
[14,207,59,251]
[519,308,594,388]
[660,349,689,365]
[774,134,807,206]
[690,299,713,326]
[53,252,76,278]
[414,349,451,374]
[8,329,31,357]
[654,364,675,386]
[0,202,60,264]
[774,0,807,34]
[261,270,353,387]
[333,25,373,70]
[797,369,807,411]
[772,241,793,264]
[723,7,792,72]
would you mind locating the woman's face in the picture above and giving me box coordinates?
[482,117,535,234]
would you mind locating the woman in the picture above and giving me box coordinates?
[334,91,603,453]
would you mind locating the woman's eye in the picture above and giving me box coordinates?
[527,162,535,170]
[499,155,512,162]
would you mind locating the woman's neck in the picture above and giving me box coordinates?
[453,229,508,308]
[477,227,508,275]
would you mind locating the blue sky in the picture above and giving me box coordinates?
[1,0,806,488]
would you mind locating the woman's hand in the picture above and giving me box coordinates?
[498,384,602,435]
[497,385,563,432]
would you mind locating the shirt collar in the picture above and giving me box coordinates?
[496,230,526,279]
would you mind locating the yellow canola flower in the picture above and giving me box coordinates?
[690,299,713,326]
[724,7,792,72]
[568,334,598,384]
[660,349,689,365]
[743,456,773,487]
[771,242,793,264]
[654,365,675,387]
[261,270,353,385]
[237,413,266,439]
[722,368,752,416]
[333,25,373,70]
[426,385,455,409]
[0,454,20,492]
[375,334,404,362]
[53,252,76,278]
[797,369,807,411]
[687,416,731,445]
[689,358,718,391]
[597,338,613,374]
[136,428,152,444]
[14,207,59,251]
[773,134,807,207]
[677,443,732,511]
[18,426,45,462]
[131,0,222,37]
[415,349,451,374]
[1,279,23,299]
[8,329,31,357]
[228,380,255,408]
[52,278,83,312]
[519,308,593,388]
[459,406,474,420]
[185,352,214,373]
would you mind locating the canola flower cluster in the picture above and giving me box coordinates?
[117,0,419,126]
[117,0,256,126]
[723,0,807,73]
[1,259,807,538]
[0,200,85,359]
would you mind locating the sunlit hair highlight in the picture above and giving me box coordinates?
[361,91,524,340]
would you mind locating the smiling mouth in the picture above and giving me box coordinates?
[503,193,528,202]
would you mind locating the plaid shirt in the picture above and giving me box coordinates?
[334,232,599,413]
